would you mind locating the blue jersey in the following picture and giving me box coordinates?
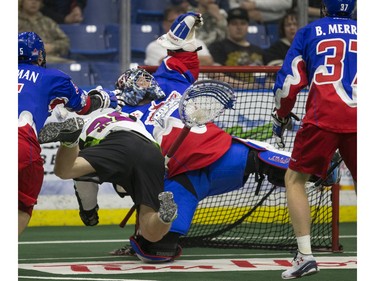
[273,16,357,132]
[18,63,88,134]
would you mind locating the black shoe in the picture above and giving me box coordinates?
[38,117,84,144]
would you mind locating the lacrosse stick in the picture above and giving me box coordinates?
[305,152,343,193]
[165,80,236,166]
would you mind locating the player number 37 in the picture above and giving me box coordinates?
[315,38,357,86]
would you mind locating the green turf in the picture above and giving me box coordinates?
[18,223,357,281]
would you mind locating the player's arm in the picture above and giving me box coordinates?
[157,12,203,82]
[272,30,308,118]
[54,145,95,180]
[77,87,125,115]
[49,75,125,115]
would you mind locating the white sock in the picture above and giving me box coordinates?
[296,235,312,255]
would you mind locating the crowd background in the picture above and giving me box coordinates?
[16,0,358,90]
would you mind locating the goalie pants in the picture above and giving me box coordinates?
[165,141,250,235]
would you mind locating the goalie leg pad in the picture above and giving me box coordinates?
[130,232,182,263]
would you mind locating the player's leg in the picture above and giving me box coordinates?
[113,176,196,261]
[284,168,312,240]
[282,124,338,279]
[54,145,96,179]
[338,132,357,192]
[138,196,177,243]
[18,126,44,235]
[73,181,100,226]
[282,168,319,279]
[18,210,30,235]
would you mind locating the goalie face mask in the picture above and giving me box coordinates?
[116,68,166,106]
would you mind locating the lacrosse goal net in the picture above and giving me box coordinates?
[141,65,341,252]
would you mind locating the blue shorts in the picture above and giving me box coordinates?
[165,141,250,235]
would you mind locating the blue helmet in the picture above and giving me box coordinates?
[18,32,46,66]
[323,0,356,18]
[115,68,166,106]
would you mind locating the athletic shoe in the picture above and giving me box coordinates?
[282,251,319,279]
[109,245,136,256]
[38,117,84,144]
[158,191,177,223]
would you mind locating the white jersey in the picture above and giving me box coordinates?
[80,110,156,147]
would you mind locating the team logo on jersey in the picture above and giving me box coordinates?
[148,90,181,128]
[31,48,39,57]
[129,110,144,120]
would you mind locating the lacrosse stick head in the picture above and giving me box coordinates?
[179,80,236,128]
[115,68,166,106]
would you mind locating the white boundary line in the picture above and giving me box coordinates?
[18,235,357,245]
[18,277,157,281]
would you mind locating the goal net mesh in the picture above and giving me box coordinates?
[142,65,341,252]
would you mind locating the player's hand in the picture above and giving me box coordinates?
[271,111,292,148]
[113,89,125,110]
[175,12,203,29]
[79,205,99,226]
[158,12,203,52]
[88,86,123,111]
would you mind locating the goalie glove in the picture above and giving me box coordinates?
[271,111,293,149]
[157,12,203,52]
[88,86,125,111]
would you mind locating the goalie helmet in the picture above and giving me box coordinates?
[322,0,356,18]
[115,68,166,106]
[18,32,46,67]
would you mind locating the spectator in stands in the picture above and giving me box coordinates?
[230,0,293,25]
[173,0,230,12]
[308,0,322,23]
[263,11,298,66]
[18,0,71,63]
[170,0,190,12]
[208,7,264,89]
[41,0,87,24]
[145,6,214,66]
[188,0,228,48]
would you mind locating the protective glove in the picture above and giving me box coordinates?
[271,111,293,149]
[113,89,126,109]
[79,204,99,226]
[157,12,203,52]
[88,86,124,111]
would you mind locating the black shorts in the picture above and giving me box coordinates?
[79,131,165,211]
